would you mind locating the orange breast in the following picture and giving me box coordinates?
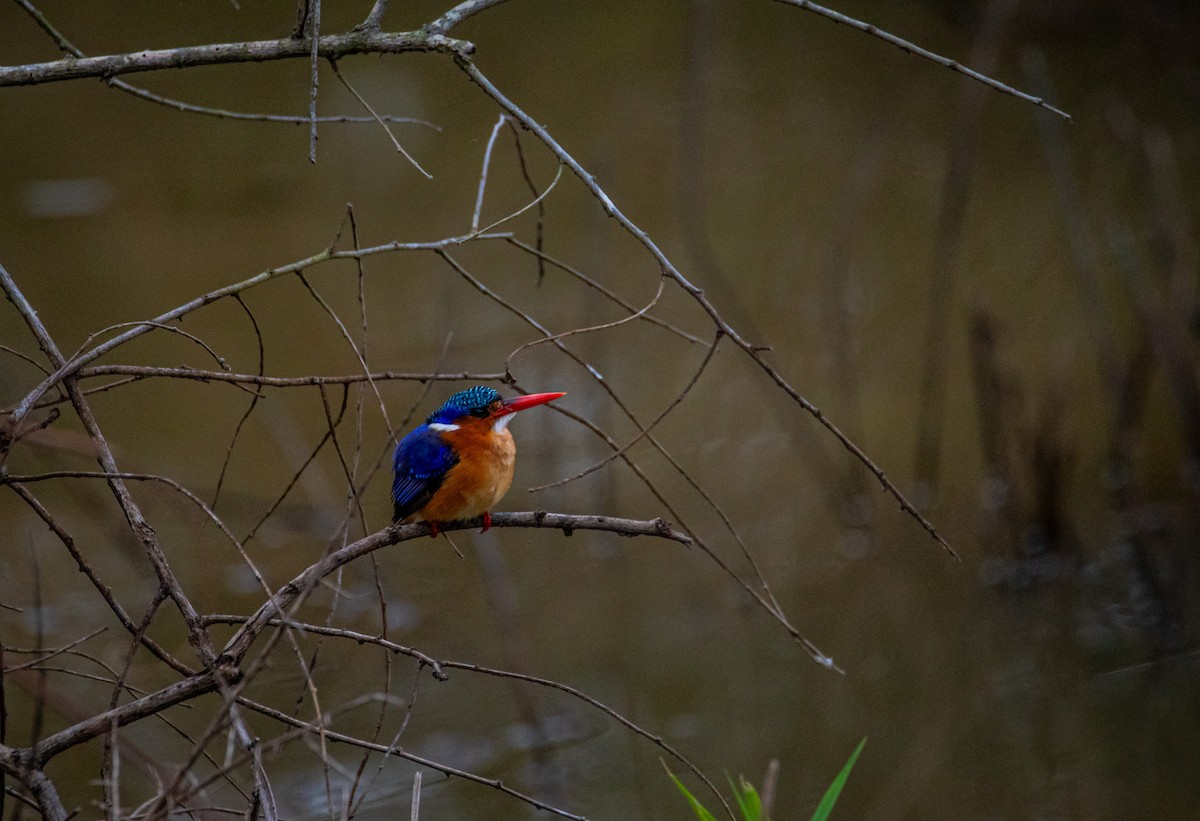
[408,423,516,523]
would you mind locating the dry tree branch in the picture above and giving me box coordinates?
[0,264,217,664]
[0,29,471,88]
[502,237,708,344]
[13,0,439,127]
[236,696,586,821]
[471,114,510,232]
[452,55,960,560]
[0,4,1063,814]
[0,343,51,374]
[306,0,322,163]
[0,0,1066,119]
[769,0,1069,120]
[76,365,506,388]
[329,60,432,178]
[4,482,194,675]
[1,513,687,817]
[531,330,722,492]
[357,0,392,32]
[501,269,667,375]
[5,233,512,424]
[0,750,66,821]
[201,617,731,816]
[1,630,107,675]
[294,272,396,438]
[211,294,266,509]
[423,0,516,35]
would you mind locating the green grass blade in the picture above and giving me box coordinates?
[809,738,867,821]
[724,772,762,820]
[666,766,719,821]
[737,776,762,820]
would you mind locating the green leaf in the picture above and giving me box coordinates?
[809,738,867,821]
[666,766,719,821]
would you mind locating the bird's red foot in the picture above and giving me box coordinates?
[480,512,492,533]
[428,521,440,539]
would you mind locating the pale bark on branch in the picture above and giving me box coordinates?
[0,29,470,88]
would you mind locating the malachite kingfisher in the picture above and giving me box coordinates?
[391,385,566,535]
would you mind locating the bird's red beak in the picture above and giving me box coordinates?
[492,391,565,418]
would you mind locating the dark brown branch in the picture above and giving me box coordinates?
[0,29,471,88]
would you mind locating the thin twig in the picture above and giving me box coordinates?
[453,56,959,559]
[329,60,432,178]
[12,0,438,127]
[8,233,513,423]
[769,0,1069,120]
[424,0,517,35]
[533,331,721,491]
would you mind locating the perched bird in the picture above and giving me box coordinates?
[392,385,565,534]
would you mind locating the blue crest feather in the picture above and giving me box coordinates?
[427,385,500,424]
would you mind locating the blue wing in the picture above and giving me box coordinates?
[392,425,458,522]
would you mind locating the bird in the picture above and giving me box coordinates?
[391,385,565,535]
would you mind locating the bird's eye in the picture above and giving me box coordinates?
[471,407,489,418]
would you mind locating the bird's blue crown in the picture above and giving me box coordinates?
[427,385,501,424]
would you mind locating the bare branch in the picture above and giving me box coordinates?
[306,0,321,163]
[237,696,585,820]
[6,233,512,424]
[424,0,515,35]
[0,263,217,662]
[452,55,959,558]
[0,29,471,88]
[12,0,437,126]
[12,511,687,764]
[75,365,506,388]
[769,0,1070,120]
[357,0,391,32]
[330,60,432,177]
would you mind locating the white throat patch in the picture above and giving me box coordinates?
[492,414,515,433]
[428,422,460,432]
